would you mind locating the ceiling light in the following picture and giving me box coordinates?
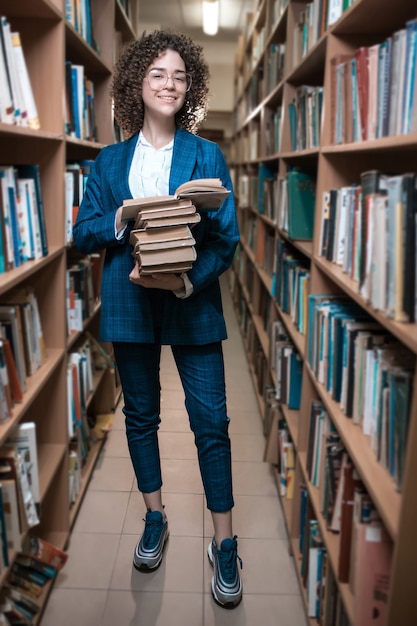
[202,0,219,36]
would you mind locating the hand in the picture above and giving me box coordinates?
[129,262,184,291]
[115,206,125,234]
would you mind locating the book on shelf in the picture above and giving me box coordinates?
[22,535,68,570]
[0,478,22,553]
[17,164,48,258]
[3,287,47,378]
[285,169,316,240]
[6,422,40,519]
[337,464,363,582]
[4,586,40,622]
[10,32,40,130]
[121,178,230,221]
[353,522,393,626]
[0,444,39,530]
[0,305,27,394]
[307,520,325,618]
[0,17,39,129]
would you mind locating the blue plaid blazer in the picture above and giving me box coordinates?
[73,128,240,344]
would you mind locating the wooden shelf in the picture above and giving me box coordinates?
[0,0,139,618]
[231,0,417,623]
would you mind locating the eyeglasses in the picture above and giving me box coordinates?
[146,69,192,93]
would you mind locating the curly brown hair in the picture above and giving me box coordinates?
[111,29,210,137]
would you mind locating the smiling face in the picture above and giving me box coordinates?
[142,49,188,123]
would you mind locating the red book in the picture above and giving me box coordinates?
[338,464,363,582]
[354,522,393,626]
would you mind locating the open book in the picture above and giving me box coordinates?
[121,178,230,221]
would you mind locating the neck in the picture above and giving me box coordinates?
[141,117,176,149]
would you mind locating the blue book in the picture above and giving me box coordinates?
[17,164,48,257]
[288,351,303,409]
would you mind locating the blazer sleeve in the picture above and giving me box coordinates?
[186,143,240,295]
[72,148,129,255]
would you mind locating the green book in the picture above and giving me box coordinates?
[287,169,316,240]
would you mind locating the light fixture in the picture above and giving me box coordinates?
[202,0,219,36]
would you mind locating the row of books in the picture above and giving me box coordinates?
[264,105,283,156]
[293,0,357,66]
[0,288,47,425]
[266,43,285,94]
[307,295,414,490]
[65,0,99,54]
[240,166,316,240]
[331,18,417,144]
[0,535,67,622]
[300,483,391,625]
[288,85,324,151]
[0,164,48,273]
[65,160,94,245]
[65,61,98,142]
[0,425,40,569]
[0,17,40,129]
[319,169,417,324]
[277,417,295,498]
[271,239,310,334]
[67,333,115,470]
[66,254,102,334]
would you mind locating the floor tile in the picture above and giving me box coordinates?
[55,532,121,590]
[101,427,129,457]
[72,490,130,534]
[158,430,197,460]
[232,461,280,498]
[204,494,288,540]
[231,433,266,461]
[41,589,108,626]
[159,458,204,495]
[88,455,135,492]
[122,491,204,538]
[103,590,204,626]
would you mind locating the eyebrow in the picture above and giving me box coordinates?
[150,66,187,74]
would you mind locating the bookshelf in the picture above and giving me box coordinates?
[0,0,137,619]
[230,0,417,624]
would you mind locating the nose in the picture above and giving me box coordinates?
[165,75,175,89]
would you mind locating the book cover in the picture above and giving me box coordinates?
[17,165,48,257]
[286,169,316,240]
[354,522,393,626]
[121,178,230,221]
[7,422,40,518]
[23,535,68,570]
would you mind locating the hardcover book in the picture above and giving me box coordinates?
[121,178,230,221]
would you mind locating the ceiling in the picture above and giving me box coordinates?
[138,0,254,43]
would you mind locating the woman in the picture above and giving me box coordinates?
[73,29,242,608]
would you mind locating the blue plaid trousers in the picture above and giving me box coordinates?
[113,341,234,513]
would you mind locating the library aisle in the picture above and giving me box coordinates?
[41,272,307,626]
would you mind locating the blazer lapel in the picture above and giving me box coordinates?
[111,133,138,205]
[169,129,198,194]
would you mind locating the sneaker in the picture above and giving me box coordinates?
[208,535,243,608]
[133,509,169,571]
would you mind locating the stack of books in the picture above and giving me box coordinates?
[121,178,230,275]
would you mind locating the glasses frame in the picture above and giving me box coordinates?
[145,69,192,93]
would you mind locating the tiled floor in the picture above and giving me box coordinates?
[41,273,307,626]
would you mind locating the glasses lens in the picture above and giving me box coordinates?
[147,70,191,92]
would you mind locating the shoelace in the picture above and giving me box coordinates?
[142,516,164,548]
[218,537,243,582]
